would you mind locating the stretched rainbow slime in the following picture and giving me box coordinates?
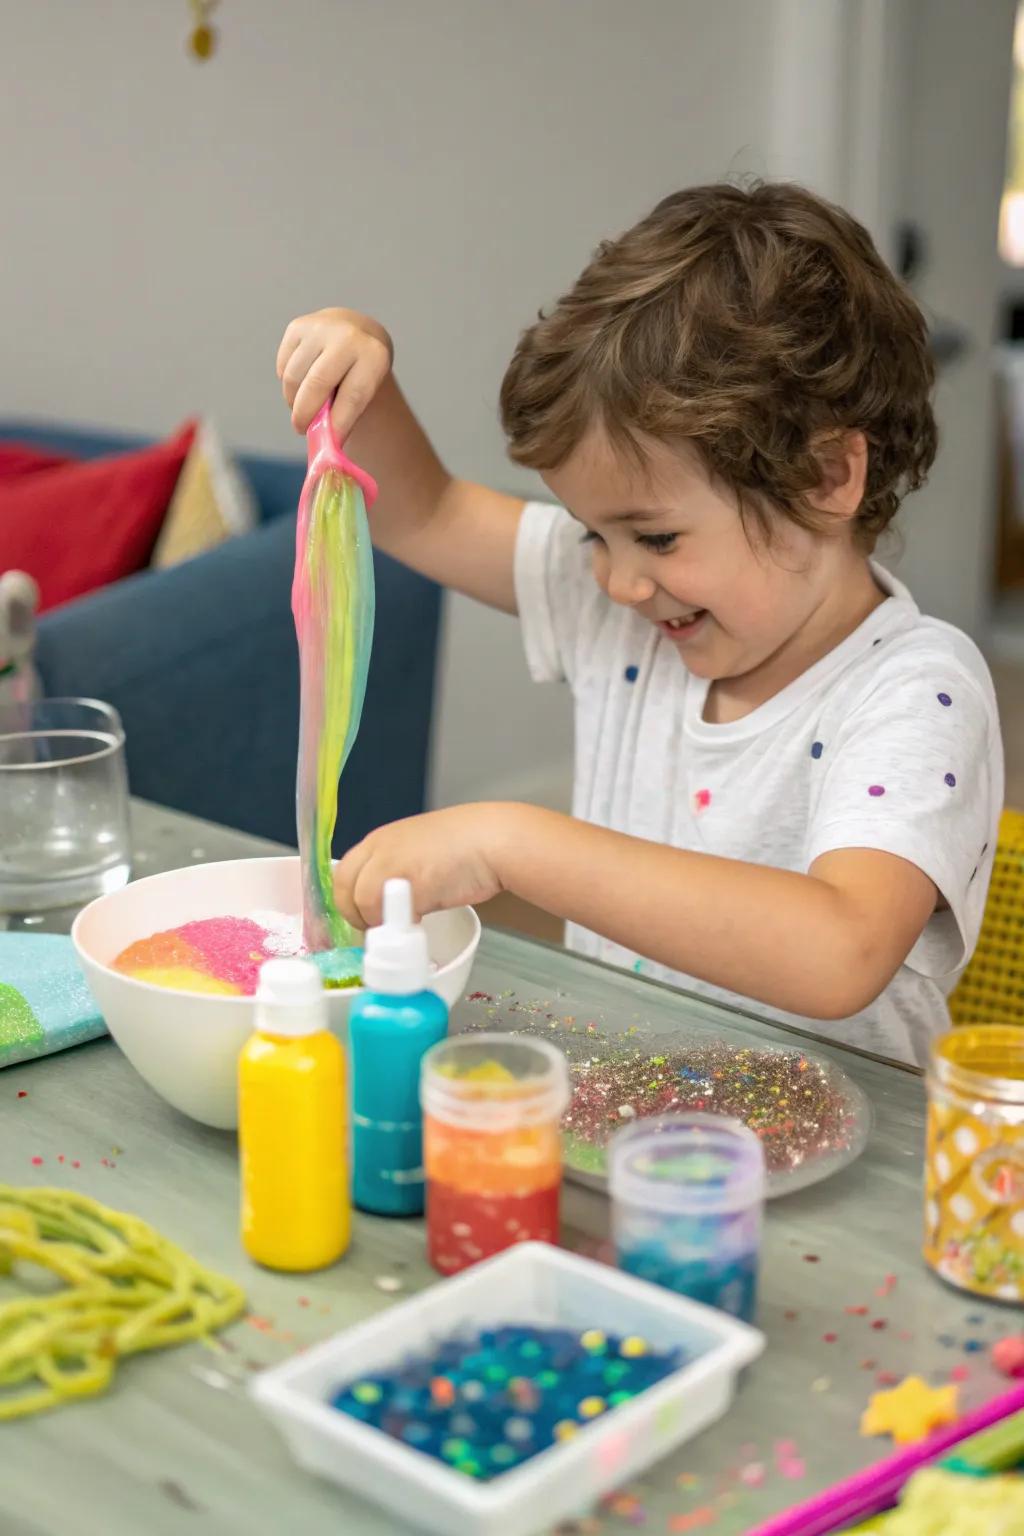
[292,404,377,952]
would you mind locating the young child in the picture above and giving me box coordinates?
[276,181,1003,1068]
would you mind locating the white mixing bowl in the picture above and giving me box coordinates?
[72,857,481,1130]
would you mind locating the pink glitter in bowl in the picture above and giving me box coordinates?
[174,918,274,994]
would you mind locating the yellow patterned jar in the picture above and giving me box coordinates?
[924,1025,1024,1302]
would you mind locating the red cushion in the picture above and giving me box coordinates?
[0,423,196,611]
[0,443,75,479]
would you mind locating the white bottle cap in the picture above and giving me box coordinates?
[362,878,430,994]
[254,957,327,1037]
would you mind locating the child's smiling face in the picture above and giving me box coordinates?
[542,427,870,687]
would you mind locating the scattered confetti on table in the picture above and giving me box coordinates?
[159,1480,204,1514]
[992,1334,1024,1378]
[860,1375,959,1445]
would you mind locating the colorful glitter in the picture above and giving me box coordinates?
[330,1325,685,1480]
[462,1000,869,1197]
[112,913,362,997]
[0,983,43,1055]
[560,1038,868,1192]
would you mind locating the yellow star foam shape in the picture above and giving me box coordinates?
[860,1375,959,1445]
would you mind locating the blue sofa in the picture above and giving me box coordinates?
[0,421,441,851]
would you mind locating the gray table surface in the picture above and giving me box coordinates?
[0,801,1014,1536]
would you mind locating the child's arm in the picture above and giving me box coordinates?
[277,308,524,612]
[332,804,938,1021]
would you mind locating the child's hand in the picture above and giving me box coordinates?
[276,307,394,443]
[333,805,521,929]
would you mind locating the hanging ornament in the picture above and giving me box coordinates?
[187,0,219,60]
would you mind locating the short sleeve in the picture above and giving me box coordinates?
[514,501,595,686]
[805,656,1002,981]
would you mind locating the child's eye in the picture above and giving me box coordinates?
[636,532,679,554]
[580,530,604,546]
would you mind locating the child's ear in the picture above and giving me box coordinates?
[806,430,868,522]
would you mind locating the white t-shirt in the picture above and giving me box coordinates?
[514,502,1004,1067]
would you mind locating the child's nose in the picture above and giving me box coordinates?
[606,563,656,608]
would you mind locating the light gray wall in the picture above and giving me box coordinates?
[1,1,1011,808]
[0,0,782,811]
[890,0,1016,637]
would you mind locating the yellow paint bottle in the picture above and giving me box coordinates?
[239,958,348,1270]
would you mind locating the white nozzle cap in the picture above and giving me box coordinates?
[254,958,327,1037]
[362,878,430,994]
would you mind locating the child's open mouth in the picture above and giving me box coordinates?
[659,610,707,642]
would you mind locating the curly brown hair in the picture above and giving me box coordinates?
[499,181,937,550]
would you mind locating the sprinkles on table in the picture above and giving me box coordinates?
[330,1325,685,1480]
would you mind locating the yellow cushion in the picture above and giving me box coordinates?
[949,808,1024,1025]
[150,420,256,569]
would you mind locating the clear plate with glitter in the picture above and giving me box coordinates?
[460,1006,872,1199]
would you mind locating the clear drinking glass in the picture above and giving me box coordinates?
[0,698,131,913]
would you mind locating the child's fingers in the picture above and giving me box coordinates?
[291,346,362,433]
[328,350,390,445]
[333,844,370,930]
[281,337,327,414]
[275,320,304,380]
[351,864,388,930]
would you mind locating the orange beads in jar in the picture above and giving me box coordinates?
[420,1034,570,1275]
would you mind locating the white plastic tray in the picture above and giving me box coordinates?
[251,1242,764,1536]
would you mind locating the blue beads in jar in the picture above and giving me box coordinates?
[609,1113,766,1323]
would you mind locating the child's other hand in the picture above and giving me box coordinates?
[333,805,523,930]
[276,307,394,442]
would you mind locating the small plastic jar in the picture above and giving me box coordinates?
[925,1025,1024,1302]
[420,1033,570,1275]
[609,1113,766,1322]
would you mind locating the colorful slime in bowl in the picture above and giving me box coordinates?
[112,915,362,996]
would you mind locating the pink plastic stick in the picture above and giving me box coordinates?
[745,1380,1024,1536]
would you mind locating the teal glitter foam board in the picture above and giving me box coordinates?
[0,933,106,1067]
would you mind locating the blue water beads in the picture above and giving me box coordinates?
[610,1115,766,1324]
[620,1240,759,1320]
[330,1324,685,1480]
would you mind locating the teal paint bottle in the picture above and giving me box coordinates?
[349,879,448,1215]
